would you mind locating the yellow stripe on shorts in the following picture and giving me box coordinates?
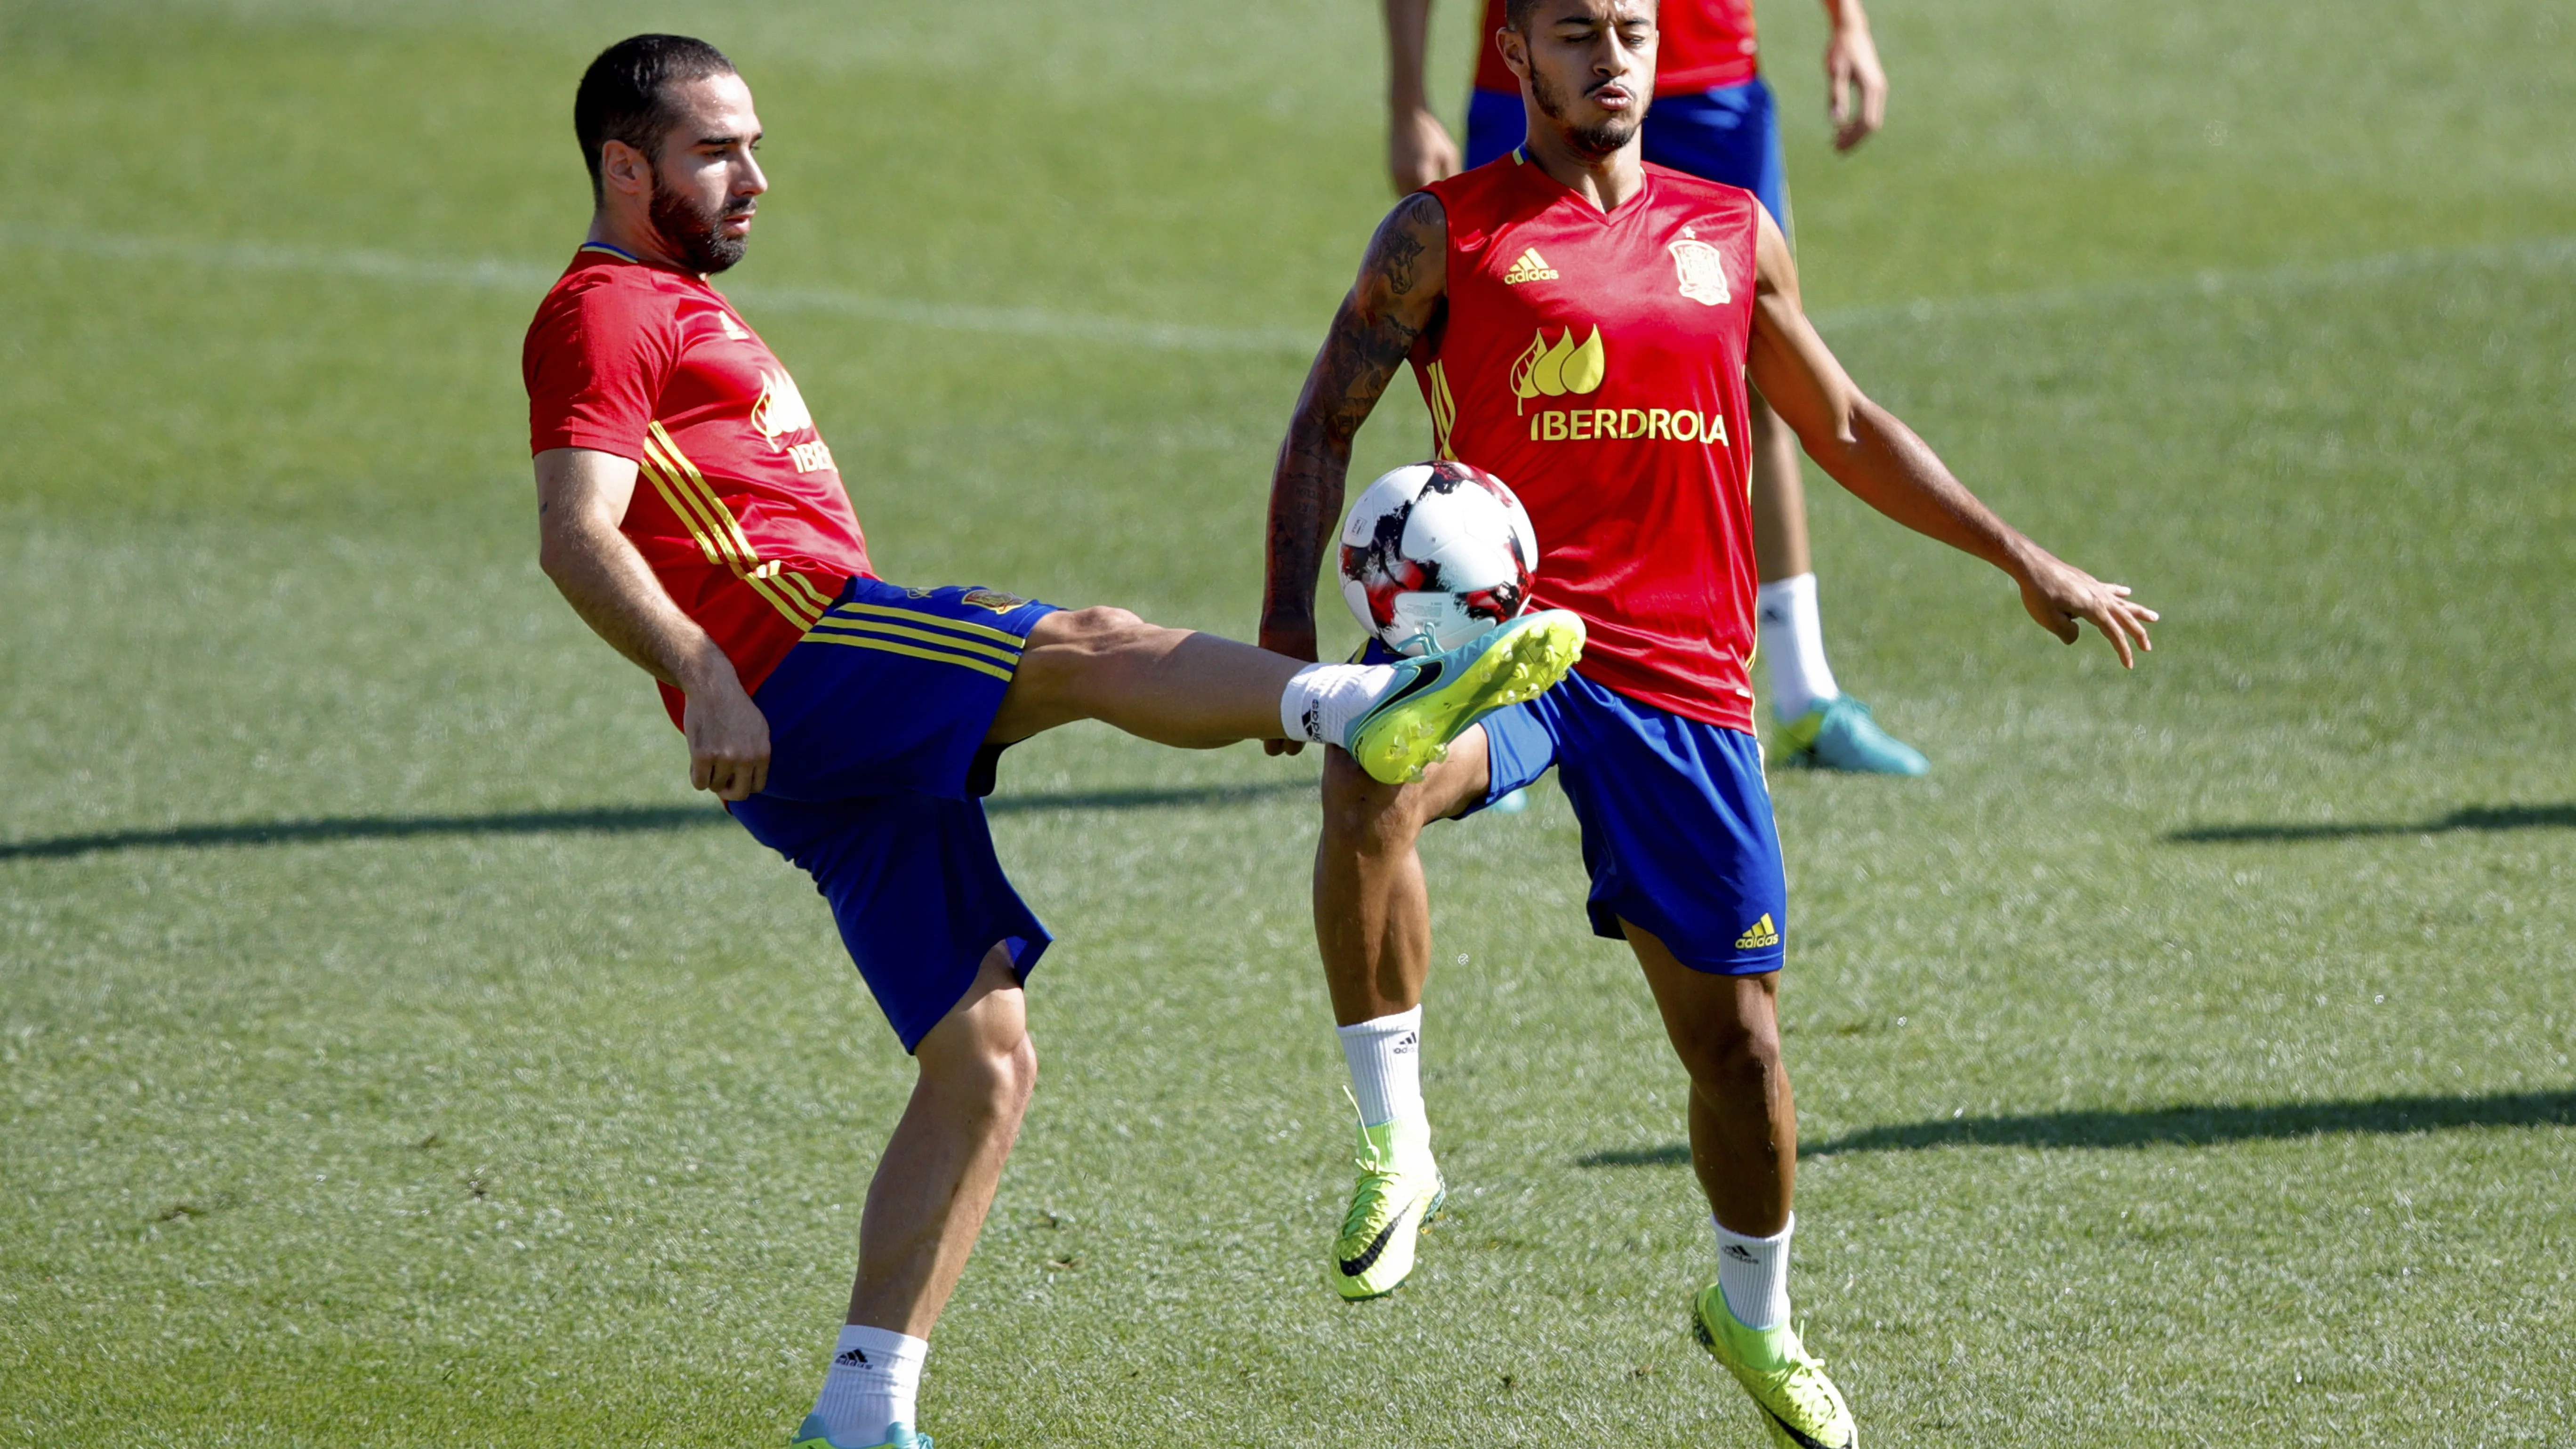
[807,616,1023,668]
[798,630,1016,681]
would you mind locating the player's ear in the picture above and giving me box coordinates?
[1497,24,1530,83]
[598,137,651,201]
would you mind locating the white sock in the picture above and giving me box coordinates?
[1755,573,1840,722]
[1712,1213,1794,1330]
[811,1323,928,1445]
[1337,1005,1425,1128]
[1280,661,1399,744]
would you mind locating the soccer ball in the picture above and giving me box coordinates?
[1339,459,1540,657]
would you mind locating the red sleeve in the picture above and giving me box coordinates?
[523,274,677,459]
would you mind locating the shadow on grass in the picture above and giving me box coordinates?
[1575,1089,2576,1166]
[0,781,1312,861]
[2168,803,2576,844]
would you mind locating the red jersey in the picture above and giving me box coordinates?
[1411,155,1761,731]
[1473,0,1760,96]
[523,245,873,724]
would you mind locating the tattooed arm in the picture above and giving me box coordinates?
[1259,191,1449,751]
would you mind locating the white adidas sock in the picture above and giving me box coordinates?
[1755,574,1840,723]
[1280,661,1399,745]
[1712,1213,1794,1331]
[811,1323,928,1446]
[1337,1005,1425,1128]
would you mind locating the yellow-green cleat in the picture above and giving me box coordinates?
[1331,1113,1445,1300]
[1691,1285,1855,1449]
[1344,610,1586,784]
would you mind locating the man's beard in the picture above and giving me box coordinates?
[649,171,750,274]
[1529,64,1644,159]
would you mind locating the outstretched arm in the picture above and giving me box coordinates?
[1259,191,1450,750]
[534,447,772,799]
[1741,209,2158,665]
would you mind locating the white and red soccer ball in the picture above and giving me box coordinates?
[1338,459,1540,657]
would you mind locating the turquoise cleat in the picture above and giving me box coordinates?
[1776,695,1928,776]
[791,1416,932,1449]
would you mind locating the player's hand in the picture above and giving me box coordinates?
[2015,550,2159,668]
[1824,14,1888,153]
[1389,106,1463,195]
[683,676,772,800]
[1260,616,1320,756]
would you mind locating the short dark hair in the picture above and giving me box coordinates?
[1504,0,1654,30]
[573,33,736,207]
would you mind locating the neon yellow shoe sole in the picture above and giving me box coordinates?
[1344,610,1586,785]
[1691,1285,1856,1449]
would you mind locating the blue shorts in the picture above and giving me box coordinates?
[1464,78,1790,235]
[728,579,1062,1052]
[1364,646,1788,974]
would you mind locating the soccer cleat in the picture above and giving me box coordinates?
[1775,695,1928,777]
[1331,1111,1446,1300]
[1692,1285,1856,1449]
[790,1416,932,1449]
[1344,610,1585,784]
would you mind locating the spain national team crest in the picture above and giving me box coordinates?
[1667,229,1731,306]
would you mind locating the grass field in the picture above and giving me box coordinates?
[4,0,2573,1444]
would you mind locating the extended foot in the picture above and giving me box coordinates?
[791,1418,931,1449]
[1692,1285,1855,1449]
[1344,610,1585,784]
[1332,1117,1445,1300]
[1775,695,1928,776]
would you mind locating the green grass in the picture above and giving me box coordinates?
[3,0,2573,1443]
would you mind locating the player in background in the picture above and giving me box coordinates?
[1386,0,1927,776]
[523,37,1583,1449]
[1261,3,2154,1444]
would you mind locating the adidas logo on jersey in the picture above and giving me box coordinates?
[1734,913,1780,950]
[1500,247,1559,284]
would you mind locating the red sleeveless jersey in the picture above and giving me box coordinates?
[1473,0,1759,97]
[523,245,873,724]
[1411,155,1761,731]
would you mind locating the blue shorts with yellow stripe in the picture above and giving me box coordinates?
[729,578,1061,1052]
[1362,640,1788,975]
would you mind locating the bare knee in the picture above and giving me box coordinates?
[925,1030,1035,1126]
[1673,997,1780,1098]
[1320,749,1436,856]
[1033,605,1149,658]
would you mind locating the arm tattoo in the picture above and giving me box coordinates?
[1381,225,1427,297]
[1262,194,1446,631]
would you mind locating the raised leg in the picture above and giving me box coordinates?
[985,606,1300,748]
